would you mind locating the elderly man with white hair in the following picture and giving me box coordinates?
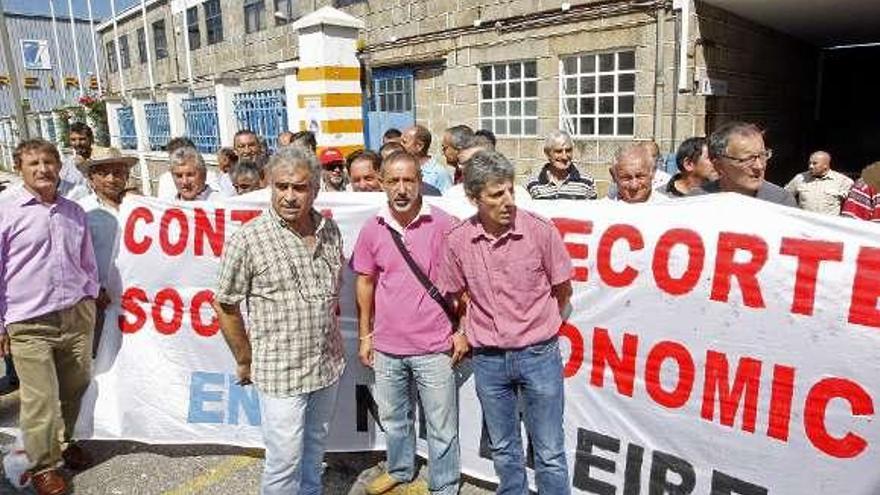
[610,143,667,204]
[526,130,597,200]
[170,146,229,201]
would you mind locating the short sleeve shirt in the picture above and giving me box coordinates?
[350,204,456,356]
[215,207,345,397]
[785,170,853,215]
[437,210,572,349]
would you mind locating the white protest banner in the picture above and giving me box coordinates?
[76,192,880,493]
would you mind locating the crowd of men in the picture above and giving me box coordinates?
[1,117,879,495]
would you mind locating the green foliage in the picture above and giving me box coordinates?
[53,94,110,147]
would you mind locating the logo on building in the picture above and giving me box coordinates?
[20,40,52,70]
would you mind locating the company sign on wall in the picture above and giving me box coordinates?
[20,40,51,70]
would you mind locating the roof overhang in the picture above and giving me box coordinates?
[701,0,880,48]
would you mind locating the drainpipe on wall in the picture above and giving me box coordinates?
[652,4,666,144]
[670,0,691,153]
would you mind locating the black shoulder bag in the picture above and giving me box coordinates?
[384,224,458,327]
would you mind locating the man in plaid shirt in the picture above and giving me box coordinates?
[214,146,345,494]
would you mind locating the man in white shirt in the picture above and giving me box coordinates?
[610,143,668,204]
[606,141,671,200]
[156,137,222,199]
[170,146,228,201]
[77,147,138,354]
[59,122,105,201]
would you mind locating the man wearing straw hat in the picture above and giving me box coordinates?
[78,148,139,354]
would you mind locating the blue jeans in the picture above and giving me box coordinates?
[258,380,340,495]
[374,351,460,495]
[472,338,569,495]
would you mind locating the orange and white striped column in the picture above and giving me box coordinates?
[290,7,366,157]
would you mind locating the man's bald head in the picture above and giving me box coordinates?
[808,150,832,177]
[611,143,655,204]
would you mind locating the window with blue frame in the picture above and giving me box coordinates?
[371,75,412,113]
[145,102,171,151]
[117,106,137,150]
[234,89,288,153]
[182,96,221,153]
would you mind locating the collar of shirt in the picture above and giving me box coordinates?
[537,163,581,185]
[468,212,524,244]
[267,205,327,240]
[11,184,58,207]
[808,172,833,181]
[80,192,120,214]
[377,200,433,234]
[177,184,216,201]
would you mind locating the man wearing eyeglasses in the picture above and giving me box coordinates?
[690,121,796,207]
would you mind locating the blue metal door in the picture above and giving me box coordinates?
[365,67,415,150]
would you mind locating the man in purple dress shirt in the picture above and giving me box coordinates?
[0,139,100,495]
[438,150,573,494]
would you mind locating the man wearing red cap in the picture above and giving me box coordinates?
[319,148,348,192]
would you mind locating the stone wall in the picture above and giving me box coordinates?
[693,1,817,183]
[100,0,819,188]
[364,3,676,186]
[101,0,295,95]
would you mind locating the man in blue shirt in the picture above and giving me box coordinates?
[401,125,452,193]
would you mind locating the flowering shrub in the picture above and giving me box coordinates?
[54,93,109,147]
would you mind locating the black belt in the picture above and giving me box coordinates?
[473,336,558,356]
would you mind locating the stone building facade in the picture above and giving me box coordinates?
[98,0,818,187]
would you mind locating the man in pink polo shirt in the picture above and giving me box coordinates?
[438,149,573,494]
[351,150,468,495]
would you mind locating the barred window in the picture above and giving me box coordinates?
[560,50,636,137]
[187,6,200,50]
[205,0,223,44]
[479,61,539,137]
